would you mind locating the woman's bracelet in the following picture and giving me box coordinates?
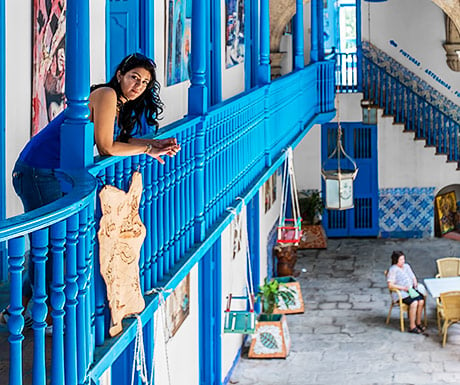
[144,143,153,154]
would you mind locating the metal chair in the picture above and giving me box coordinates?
[435,257,460,278]
[438,291,460,347]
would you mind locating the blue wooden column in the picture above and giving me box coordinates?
[310,0,319,62]
[61,0,94,169]
[258,0,270,84]
[294,0,304,70]
[188,0,208,115]
[199,240,222,385]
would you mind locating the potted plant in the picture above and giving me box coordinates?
[298,190,327,249]
[248,278,295,358]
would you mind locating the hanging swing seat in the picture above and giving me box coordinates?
[224,294,256,334]
[277,217,302,244]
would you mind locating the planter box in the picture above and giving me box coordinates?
[272,276,305,314]
[298,224,327,249]
[248,314,291,358]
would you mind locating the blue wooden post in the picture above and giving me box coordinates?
[258,0,270,84]
[310,0,319,62]
[61,0,93,169]
[188,0,208,115]
[294,0,304,70]
[199,240,222,385]
[65,214,79,385]
[7,236,25,385]
[50,221,66,385]
[31,229,49,385]
[248,194,261,313]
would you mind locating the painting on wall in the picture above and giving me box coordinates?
[263,174,277,213]
[32,0,67,136]
[225,0,245,68]
[436,191,458,235]
[165,0,191,86]
[165,274,190,339]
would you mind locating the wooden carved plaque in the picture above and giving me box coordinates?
[98,172,146,336]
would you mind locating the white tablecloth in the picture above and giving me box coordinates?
[424,277,460,298]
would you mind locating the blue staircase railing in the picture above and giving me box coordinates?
[0,60,335,385]
[361,42,460,169]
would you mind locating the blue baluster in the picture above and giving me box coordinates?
[77,207,89,384]
[151,161,159,287]
[50,221,66,385]
[65,214,79,385]
[7,236,25,385]
[144,156,153,291]
[86,198,96,362]
[164,156,172,273]
[31,228,48,385]
[157,162,166,277]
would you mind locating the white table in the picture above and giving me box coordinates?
[424,277,460,298]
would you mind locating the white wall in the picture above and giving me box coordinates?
[154,0,190,126]
[258,170,282,281]
[362,0,460,104]
[294,124,322,192]
[220,207,249,380]
[295,93,460,195]
[5,1,33,217]
[153,265,199,385]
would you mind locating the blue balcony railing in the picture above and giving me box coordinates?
[0,60,335,385]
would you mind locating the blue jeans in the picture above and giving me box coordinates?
[12,160,63,299]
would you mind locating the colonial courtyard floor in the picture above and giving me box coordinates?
[230,237,460,385]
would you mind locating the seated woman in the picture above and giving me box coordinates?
[387,250,426,334]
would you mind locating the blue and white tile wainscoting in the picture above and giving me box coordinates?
[379,187,436,238]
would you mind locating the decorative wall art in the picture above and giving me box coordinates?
[165,274,190,340]
[225,0,245,68]
[436,191,458,235]
[32,0,67,136]
[263,174,277,213]
[165,0,191,86]
[98,172,146,337]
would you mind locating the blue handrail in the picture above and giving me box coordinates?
[362,43,460,169]
[0,60,336,385]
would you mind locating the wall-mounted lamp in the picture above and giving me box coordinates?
[361,99,378,124]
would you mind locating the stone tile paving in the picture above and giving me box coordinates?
[230,237,460,385]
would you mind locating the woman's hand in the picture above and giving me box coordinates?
[147,142,181,164]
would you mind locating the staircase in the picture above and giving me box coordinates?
[361,42,460,170]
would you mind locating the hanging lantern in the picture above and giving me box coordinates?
[361,99,378,124]
[321,124,358,210]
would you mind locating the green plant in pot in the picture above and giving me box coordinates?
[248,277,295,358]
[298,190,324,225]
[257,277,295,318]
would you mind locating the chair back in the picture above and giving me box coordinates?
[439,291,460,321]
[436,257,460,278]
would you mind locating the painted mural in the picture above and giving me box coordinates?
[225,0,245,68]
[32,0,66,136]
[165,0,191,86]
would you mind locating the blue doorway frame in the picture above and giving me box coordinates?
[321,122,379,237]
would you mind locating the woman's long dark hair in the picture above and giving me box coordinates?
[90,53,164,142]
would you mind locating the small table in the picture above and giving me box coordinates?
[424,277,460,298]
